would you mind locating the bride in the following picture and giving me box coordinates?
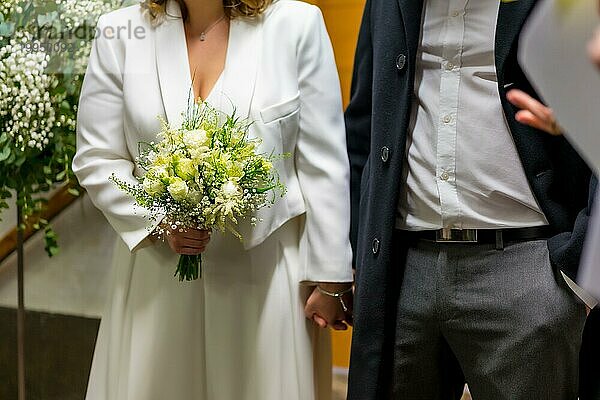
[72,0,353,399]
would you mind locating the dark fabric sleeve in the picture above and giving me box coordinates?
[345,0,373,264]
[548,175,598,280]
[580,307,600,400]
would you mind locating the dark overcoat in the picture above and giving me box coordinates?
[345,0,598,398]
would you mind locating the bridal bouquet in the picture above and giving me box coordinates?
[111,99,286,281]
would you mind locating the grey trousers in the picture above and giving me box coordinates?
[391,239,588,400]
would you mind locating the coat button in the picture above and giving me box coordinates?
[396,54,407,71]
[372,238,380,255]
[381,146,390,163]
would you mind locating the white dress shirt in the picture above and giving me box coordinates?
[397,0,548,230]
[396,0,597,308]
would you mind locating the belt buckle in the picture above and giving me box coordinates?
[435,228,478,243]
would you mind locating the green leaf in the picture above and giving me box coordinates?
[6,151,15,164]
[67,187,80,197]
[14,155,26,167]
[37,11,59,28]
[44,226,60,258]
[47,246,59,257]
[0,145,11,162]
[0,22,15,37]
[0,132,8,145]
[56,170,66,181]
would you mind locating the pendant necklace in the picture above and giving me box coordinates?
[200,15,226,41]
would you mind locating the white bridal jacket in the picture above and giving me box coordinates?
[73,0,353,283]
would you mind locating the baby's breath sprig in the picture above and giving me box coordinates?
[0,0,126,257]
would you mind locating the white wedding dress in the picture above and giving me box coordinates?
[86,76,332,399]
[87,217,332,400]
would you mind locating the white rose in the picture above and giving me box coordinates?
[182,129,209,149]
[143,177,165,196]
[222,180,240,198]
[168,178,189,201]
[175,157,197,180]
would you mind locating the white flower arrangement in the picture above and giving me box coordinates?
[0,0,126,256]
[0,0,19,17]
[56,0,128,73]
[0,31,56,152]
[58,0,122,31]
[111,99,287,281]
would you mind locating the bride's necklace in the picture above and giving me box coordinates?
[199,15,226,41]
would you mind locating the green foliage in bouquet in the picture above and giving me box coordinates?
[0,0,129,255]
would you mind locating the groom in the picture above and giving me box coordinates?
[346,0,597,399]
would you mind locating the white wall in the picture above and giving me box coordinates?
[0,195,114,318]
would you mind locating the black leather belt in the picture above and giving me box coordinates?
[400,226,552,249]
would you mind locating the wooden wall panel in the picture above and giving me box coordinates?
[304,0,366,107]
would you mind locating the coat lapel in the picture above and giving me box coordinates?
[396,0,424,62]
[155,0,192,129]
[495,0,539,77]
[218,17,262,119]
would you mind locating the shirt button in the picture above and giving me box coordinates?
[396,54,407,71]
[446,62,454,70]
[381,146,390,163]
[451,10,460,17]
[440,172,450,181]
[372,238,380,255]
[442,114,452,124]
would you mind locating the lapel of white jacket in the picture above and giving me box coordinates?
[155,0,262,128]
[219,16,262,119]
[155,0,191,128]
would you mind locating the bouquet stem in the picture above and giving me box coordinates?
[175,254,201,281]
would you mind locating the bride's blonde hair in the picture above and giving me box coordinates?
[141,0,273,22]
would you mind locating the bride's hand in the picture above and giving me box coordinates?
[160,224,212,255]
[304,283,353,330]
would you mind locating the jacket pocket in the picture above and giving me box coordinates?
[259,92,301,124]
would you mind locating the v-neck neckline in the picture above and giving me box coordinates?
[183,19,233,102]
[155,2,262,128]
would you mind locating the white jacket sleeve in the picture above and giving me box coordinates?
[72,15,158,252]
[296,7,354,283]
